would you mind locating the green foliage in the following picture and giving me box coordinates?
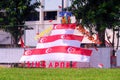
[69,0,120,30]
[0,0,40,47]
[69,0,120,46]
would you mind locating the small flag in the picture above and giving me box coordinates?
[98,63,104,68]
[20,37,24,48]
[58,5,62,8]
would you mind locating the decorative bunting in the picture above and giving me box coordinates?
[77,25,102,44]
[35,26,53,40]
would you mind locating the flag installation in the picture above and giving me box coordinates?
[20,23,92,62]
[20,46,92,62]
[18,37,24,48]
[35,26,53,40]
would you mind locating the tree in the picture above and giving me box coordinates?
[0,0,40,47]
[69,0,120,47]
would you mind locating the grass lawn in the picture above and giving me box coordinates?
[0,68,120,80]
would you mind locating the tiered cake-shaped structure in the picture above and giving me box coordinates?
[20,23,92,62]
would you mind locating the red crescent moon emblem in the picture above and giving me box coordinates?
[40,38,47,43]
[46,48,52,53]
[61,35,65,39]
[67,47,75,53]
[54,25,57,29]
[24,50,32,55]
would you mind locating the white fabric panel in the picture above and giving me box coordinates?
[0,48,24,63]
[90,48,111,68]
[77,62,90,68]
[19,53,90,62]
[116,50,120,66]
[50,29,74,35]
[36,39,81,48]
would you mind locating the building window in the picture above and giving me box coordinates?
[44,11,57,20]
[25,11,39,21]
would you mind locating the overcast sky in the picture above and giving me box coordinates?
[44,0,62,10]
[32,0,71,11]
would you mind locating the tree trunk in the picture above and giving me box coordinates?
[12,32,19,47]
[98,29,106,47]
[12,27,20,47]
[96,24,106,47]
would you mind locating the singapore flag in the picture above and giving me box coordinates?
[20,23,92,62]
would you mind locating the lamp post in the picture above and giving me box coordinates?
[40,0,44,24]
[113,27,120,55]
[116,27,120,50]
[62,0,64,11]
[62,0,68,11]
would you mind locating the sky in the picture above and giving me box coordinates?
[32,0,71,11]
[44,0,62,10]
